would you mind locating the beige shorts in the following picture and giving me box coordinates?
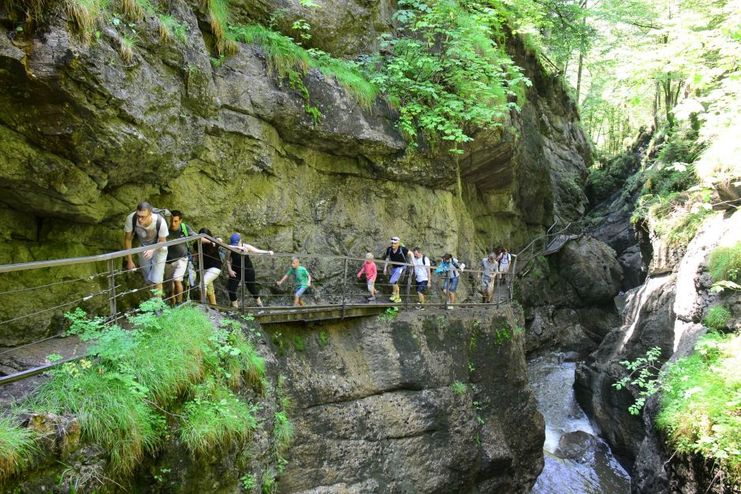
[166,257,188,282]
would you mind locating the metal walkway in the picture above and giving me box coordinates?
[0,234,516,386]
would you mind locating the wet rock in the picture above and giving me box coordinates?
[556,430,598,462]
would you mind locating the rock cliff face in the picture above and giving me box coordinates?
[8,306,544,493]
[575,208,741,491]
[0,1,589,344]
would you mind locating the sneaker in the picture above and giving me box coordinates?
[230,300,239,309]
[367,296,376,302]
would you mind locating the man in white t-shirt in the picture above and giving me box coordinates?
[123,202,169,293]
[411,247,432,305]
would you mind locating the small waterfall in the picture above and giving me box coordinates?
[529,354,631,493]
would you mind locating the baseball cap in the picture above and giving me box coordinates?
[229,233,241,246]
[390,236,400,243]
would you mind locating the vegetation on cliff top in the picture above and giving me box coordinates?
[656,330,741,485]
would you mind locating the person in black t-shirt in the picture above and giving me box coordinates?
[382,236,409,303]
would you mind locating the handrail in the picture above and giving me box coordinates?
[0,234,511,278]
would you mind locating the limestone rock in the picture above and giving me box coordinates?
[555,237,623,305]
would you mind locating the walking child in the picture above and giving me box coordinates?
[357,253,378,302]
[276,257,311,306]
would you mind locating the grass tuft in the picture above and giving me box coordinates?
[451,381,467,395]
[273,411,294,454]
[21,304,263,477]
[180,379,257,456]
[709,242,741,283]
[703,305,732,331]
[64,0,109,40]
[0,416,36,482]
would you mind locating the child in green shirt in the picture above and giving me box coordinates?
[276,257,312,306]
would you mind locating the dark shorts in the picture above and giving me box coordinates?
[416,280,428,293]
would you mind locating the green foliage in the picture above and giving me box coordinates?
[703,305,732,331]
[23,304,264,477]
[240,473,257,491]
[709,243,741,284]
[64,307,106,341]
[656,332,741,483]
[369,0,529,151]
[227,24,378,112]
[261,470,277,494]
[318,331,329,347]
[493,326,513,345]
[0,416,36,482]
[613,346,664,415]
[158,14,187,43]
[292,335,305,352]
[450,381,467,395]
[180,379,257,456]
[379,306,400,322]
[273,411,294,454]
[28,359,164,475]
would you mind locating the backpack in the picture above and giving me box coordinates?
[130,207,170,236]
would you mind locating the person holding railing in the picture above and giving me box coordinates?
[382,236,409,303]
[480,251,498,303]
[123,202,169,294]
[411,247,432,306]
[226,233,273,309]
[197,228,223,306]
[165,210,194,305]
[436,254,464,308]
[495,246,511,285]
[357,253,378,302]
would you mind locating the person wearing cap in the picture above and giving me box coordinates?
[382,236,409,303]
[225,233,274,308]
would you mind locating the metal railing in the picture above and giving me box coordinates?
[0,235,517,383]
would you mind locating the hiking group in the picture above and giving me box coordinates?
[124,202,511,308]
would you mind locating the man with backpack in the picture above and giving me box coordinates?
[382,236,409,303]
[165,210,194,305]
[123,202,169,294]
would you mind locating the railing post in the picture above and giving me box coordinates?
[444,270,450,309]
[197,239,206,305]
[404,261,412,309]
[509,255,517,302]
[341,258,348,319]
[240,253,245,314]
[107,258,117,320]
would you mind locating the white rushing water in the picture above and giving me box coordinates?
[528,354,631,494]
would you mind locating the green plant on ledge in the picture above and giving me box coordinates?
[613,346,665,415]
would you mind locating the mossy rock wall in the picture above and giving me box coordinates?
[0,4,589,344]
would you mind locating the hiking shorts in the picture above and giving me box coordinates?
[389,266,405,285]
[139,247,167,285]
[443,276,459,293]
[166,257,188,282]
[367,280,375,292]
[295,285,309,297]
[416,279,429,293]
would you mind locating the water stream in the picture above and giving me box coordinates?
[529,354,631,494]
